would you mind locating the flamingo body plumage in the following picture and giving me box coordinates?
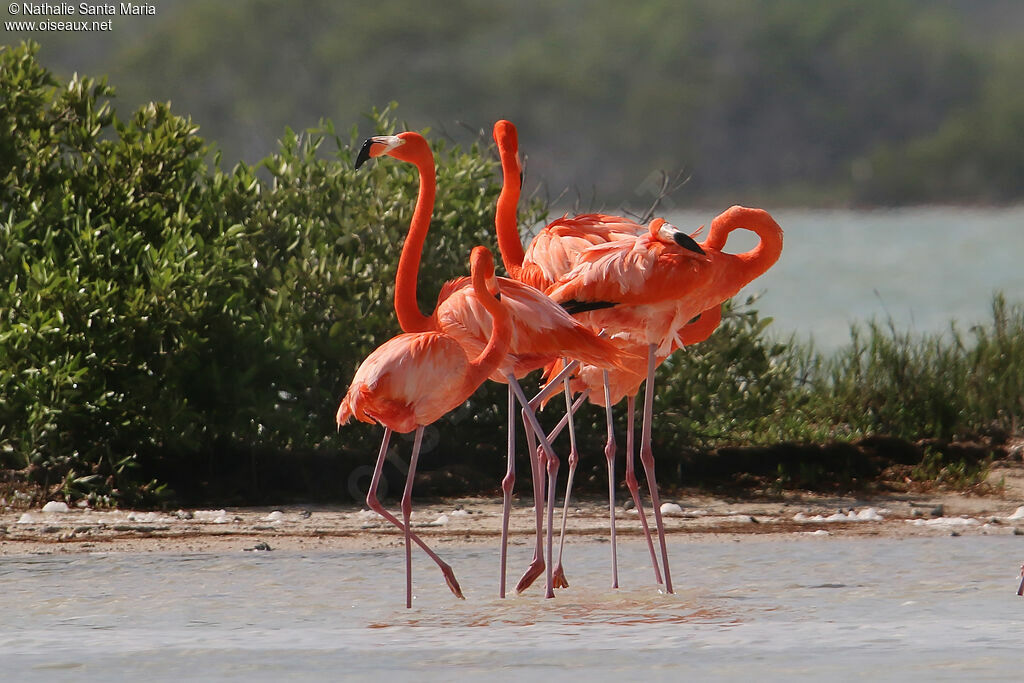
[338,332,488,433]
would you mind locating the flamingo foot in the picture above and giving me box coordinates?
[552,563,570,589]
[440,562,465,600]
[515,558,545,594]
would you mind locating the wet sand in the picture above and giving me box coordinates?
[2,460,1023,556]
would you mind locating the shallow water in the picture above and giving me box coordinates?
[667,207,1024,350]
[3,536,1023,680]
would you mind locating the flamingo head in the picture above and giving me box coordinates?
[493,120,518,153]
[355,131,429,168]
[649,218,708,259]
[492,120,523,188]
[469,246,501,297]
[468,245,501,299]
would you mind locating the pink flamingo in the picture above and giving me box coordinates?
[545,206,784,593]
[337,246,509,608]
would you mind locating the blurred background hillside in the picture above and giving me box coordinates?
[5,0,1024,208]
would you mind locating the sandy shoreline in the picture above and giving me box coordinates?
[2,460,1023,555]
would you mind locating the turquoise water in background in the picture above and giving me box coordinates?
[2,537,1023,680]
[666,207,1024,351]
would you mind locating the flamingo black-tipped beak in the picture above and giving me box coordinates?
[354,138,375,169]
[673,231,706,255]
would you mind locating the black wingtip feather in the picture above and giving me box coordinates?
[560,299,618,315]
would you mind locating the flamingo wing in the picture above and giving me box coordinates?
[521,213,646,287]
[436,277,633,377]
[337,332,472,433]
[545,234,708,312]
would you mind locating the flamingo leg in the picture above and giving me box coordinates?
[514,363,582,596]
[514,361,584,595]
[366,427,464,601]
[541,390,588,444]
[516,394,546,595]
[529,360,581,409]
[499,385,516,598]
[524,389,587,589]
[400,427,425,608]
[624,393,664,586]
[551,371,580,589]
[508,375,560,599]
[639,342,674,594]
[602,370,620,589]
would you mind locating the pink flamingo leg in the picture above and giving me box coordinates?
[400,427,425,608]
[516,398,546,595]
[517,388,587,591]
[624,393,664,586]
[499,386,516,598]
[366,428,464,602]
[552,375,581,589]
[514,363,579,595]
[639,343,674,594]
[508,376,560,599]
[1018,564,1024,596]
[602,371,620,589]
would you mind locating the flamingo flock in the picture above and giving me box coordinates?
[336,120,783,606]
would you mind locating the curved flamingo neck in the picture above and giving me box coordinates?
[393,143,437,333]
[494,128,526,275]
[703,205,783,279]
[462,250,510,390]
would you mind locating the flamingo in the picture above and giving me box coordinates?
[492,120,717,591]
[545,205,784,593]
[337,246,509,608]
[354,131,630,599]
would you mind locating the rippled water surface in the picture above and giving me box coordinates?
[3,537,1023,680]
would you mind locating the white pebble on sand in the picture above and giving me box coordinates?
[450,509,470,517]
[429,514,449,526]
[41,501,70,513]
[1007,506,1024,520]
[126,512,162,523]
[264,511,285,522]
[660,503,684,517]
[794,507,884,523]
[193,509,230,524]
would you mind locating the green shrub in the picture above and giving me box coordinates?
[653,296,808,447]
[813,294,1024,441]
[0,42,541,505]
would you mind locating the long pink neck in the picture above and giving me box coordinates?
[703,205,784,282]
[494,133,526,275]
[460,251,510,393]
[394,146,437,333]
